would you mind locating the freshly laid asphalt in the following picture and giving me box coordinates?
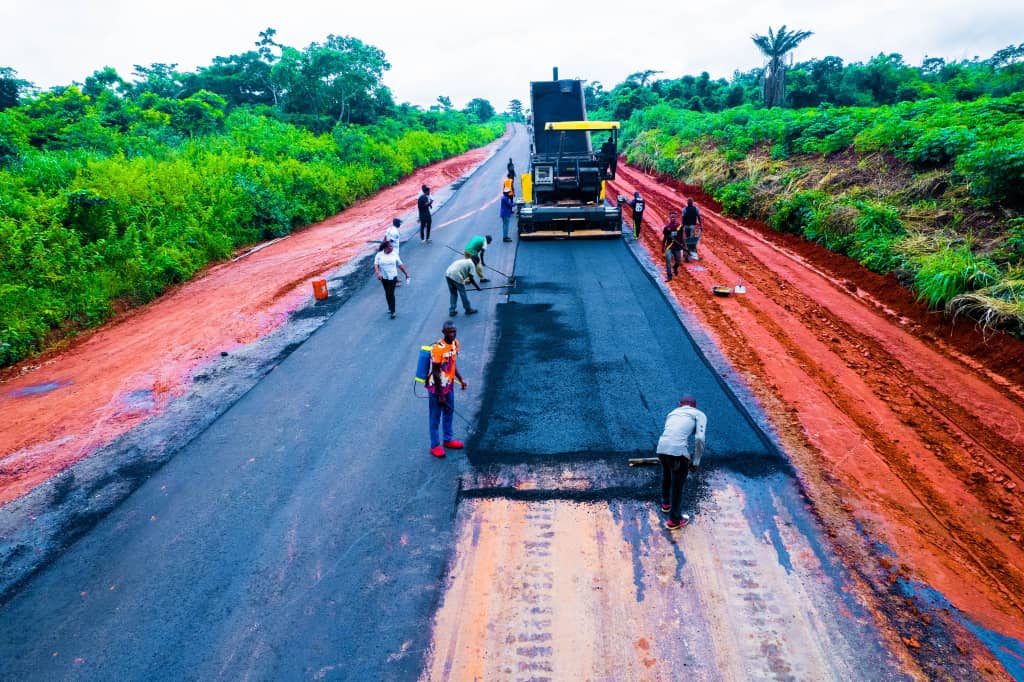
[0,124,912,680]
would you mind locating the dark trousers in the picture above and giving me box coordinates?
[633,214,643,239]
[381,278,397,313]
[420,218,432,240]
[658,454,690,522]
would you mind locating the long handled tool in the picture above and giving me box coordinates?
[445,245,517,283]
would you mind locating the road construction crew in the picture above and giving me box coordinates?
[373,239,409,319]
[661,211,683,281]
[500,189,515,242]
[656,396,707,530]
[445,257,481,317]
[463,235,493,282]
[600,136,617,178]
[626,191,645,239]
[502,175,515,200]
[386,217,402,256]
[418,185,434,242]
[427,321,467,458]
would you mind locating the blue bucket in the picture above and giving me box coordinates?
[415,346,432,383]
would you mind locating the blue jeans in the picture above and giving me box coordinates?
[501,215,511,240]
[665,249,682,279]
[447,277,472,314]
[429,389,455,448]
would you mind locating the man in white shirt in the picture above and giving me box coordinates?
[373,240,409,319]
[444,258,481,317]
[386,218,402,256]
[656,395,707,530]
[385,218,403,286]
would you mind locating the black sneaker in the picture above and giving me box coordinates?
[503,237,512,242]
[389,312,396,319]
[449,310,458,317]
[480,277,491,283]
[465,308,478,315]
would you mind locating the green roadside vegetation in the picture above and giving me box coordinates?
[0,31,503,367]
[590,43,1024,336]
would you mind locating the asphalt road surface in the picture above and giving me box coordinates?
[1,126,917,680]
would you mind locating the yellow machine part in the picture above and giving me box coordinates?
[600,180,606,202]
[544,121,621,131]
[520,172,533,203]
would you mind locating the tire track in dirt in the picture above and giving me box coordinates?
[426,490,914,680]
[611,164,1024,640]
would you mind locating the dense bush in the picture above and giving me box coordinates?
[620,93,1024,332]
[587,44,1024,121]
[0,92,501,366]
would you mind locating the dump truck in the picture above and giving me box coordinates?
[517,69,622,239]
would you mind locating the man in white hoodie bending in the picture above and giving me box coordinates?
[656,395,707,530]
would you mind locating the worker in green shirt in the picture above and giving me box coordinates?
[463,235,493,283]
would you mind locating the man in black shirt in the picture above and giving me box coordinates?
[626,191,645,239]
[418,185,434,242]
[681,198,703,259]
[661,211,683,281]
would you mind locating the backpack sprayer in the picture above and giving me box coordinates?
[414,344,472,425]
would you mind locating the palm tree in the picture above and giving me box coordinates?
[751,25,813,108]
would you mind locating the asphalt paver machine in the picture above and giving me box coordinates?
[518,69,623,239]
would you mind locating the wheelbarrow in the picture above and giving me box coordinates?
[684,225,702,261]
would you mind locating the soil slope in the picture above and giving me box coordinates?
[611,163,1024,644]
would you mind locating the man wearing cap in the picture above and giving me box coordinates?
[427,320,467,458]
[463,235,492,282]
[656,396,708,530]
[626,191,645,239]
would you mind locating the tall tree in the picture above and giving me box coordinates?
[507,98,524,121]
[0,67,30,111]
[751,25,813,108]
[625,70,663,87]
[463,97,495,122]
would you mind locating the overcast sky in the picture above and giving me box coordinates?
[2,0,1022,110]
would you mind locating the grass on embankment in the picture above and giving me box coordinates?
[622,96,1024,336]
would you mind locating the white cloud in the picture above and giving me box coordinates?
[2,0,1021,111]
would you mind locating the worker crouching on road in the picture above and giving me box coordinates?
[445,257,481,317]
[463,235,493,282]
[427,321,467,458]
[656,396,707,530]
